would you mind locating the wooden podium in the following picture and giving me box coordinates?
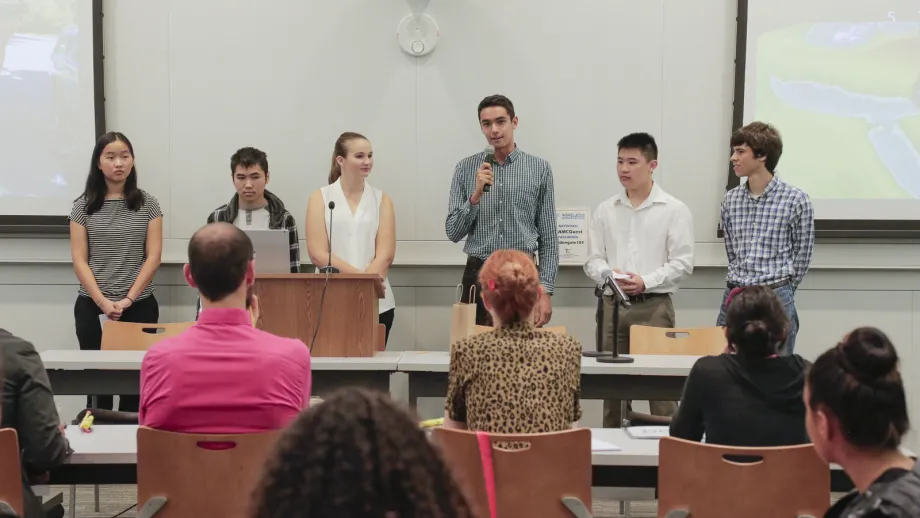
[252,273,383,357]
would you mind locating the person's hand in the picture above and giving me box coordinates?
[114,298,133,311]
[470,162,494,205]
[99,299,122,320]
[533,291,553,327]
[375,274,387,295]
[619,273,645,295]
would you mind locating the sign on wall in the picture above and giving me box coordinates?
[556,209,589,265]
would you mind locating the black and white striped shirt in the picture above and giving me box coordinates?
[445,146,559,293]
[69,190,163,301]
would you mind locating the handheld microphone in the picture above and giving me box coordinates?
[604,275,631,309]
[482,145,495,193]
[320,200,339,274]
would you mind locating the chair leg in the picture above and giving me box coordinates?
[623,500,632,518]
[68,485,76,518]
[94,484,100,511]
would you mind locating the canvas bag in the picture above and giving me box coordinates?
[450,284,478,345]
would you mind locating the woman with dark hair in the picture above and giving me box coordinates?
[443,249,582,433]
[669,285,810,446]
[250,388,476,518]
[809,328,920,517]
[68,132,163,412]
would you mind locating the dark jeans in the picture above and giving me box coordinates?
[74,294,159,411]
[460,256,492,326]
[379,309,395,346]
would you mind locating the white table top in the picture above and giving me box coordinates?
[397,351,699,375]
[42,350,405,371]
[63,425,657,466]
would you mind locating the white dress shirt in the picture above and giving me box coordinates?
[318,179,396,313]
[584,182,694,294]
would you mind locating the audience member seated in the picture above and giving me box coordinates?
[670,286,810,446]
[251,388,475,518]
[443,249,582,433]
[139,222,311,433]
[1,329,70,518]
[810,328,920,517]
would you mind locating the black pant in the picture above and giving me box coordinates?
[461,256,492,326]
[379,309,395,346]
[74,294,159,412]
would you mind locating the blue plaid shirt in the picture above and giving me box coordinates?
[445,146,559,293]
[720,175,814,288]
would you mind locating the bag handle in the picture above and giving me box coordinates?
[455,284,464,304]
[477,432,498,518]
[469,285,477,302]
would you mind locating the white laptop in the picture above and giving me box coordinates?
[244,229,292,274]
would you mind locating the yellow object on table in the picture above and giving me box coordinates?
[80,411,94,433]
[419,417,444,429]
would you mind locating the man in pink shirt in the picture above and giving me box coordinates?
[139,222,311,433]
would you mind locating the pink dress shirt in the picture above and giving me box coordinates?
[139,307,311,433]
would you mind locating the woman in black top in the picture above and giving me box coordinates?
[809,328,919,518]
[68,132,163,412]
[670,285,810,447]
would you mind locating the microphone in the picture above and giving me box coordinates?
[604,275,631,309]
[320,200,339,274]
[482,145,495,193]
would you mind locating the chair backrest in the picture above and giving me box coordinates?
[100,321,195,351]
[658,436,829,518]
[0,429,24,517]
[474,325,567,335]
[432,428,592,518]
[629,325,726,356]
[137,426,281,518]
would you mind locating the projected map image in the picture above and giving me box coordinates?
[752,13,920,200]
[0,0,86,207]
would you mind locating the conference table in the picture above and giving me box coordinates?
[50,425,857,493]
[41,350,402,398]
[399,352,698,408]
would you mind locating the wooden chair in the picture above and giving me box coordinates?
[658,436,828,518]
[136,426,281,518]
[431,428,593,518]
[0,429,24,517]
[100,321,195,351]
[622,326,726,427]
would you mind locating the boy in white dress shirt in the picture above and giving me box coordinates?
[584,133,695,428]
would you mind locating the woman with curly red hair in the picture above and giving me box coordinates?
[443,250,583,434]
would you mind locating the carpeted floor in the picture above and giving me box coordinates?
[51,485,659,517]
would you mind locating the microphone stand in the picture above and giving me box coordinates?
[319,201,339,274]
[583,281,635,364]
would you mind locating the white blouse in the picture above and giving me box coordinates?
[318,179,396,314]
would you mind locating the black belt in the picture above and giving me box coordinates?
[629,292,670,303]
[727,279,790,290]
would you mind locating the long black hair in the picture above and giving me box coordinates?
[81,132,144,215]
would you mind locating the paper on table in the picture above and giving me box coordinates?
[591,438,621,451]
[625,426,670,439]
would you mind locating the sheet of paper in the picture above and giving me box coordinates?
[625,426,670,439]
[611,272,631,280]
[590,438,621,451]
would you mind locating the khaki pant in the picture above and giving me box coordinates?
[598,293,677,428]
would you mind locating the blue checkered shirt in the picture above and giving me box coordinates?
[445,146,559,293]
[720,175,814,288]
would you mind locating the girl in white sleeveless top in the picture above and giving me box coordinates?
[305,132,397,344]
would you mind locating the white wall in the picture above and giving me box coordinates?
[2,0,920,448]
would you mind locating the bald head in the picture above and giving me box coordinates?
[187,223,254,302]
